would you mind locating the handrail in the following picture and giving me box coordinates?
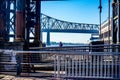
[29,44,120,52]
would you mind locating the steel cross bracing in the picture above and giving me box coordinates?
[0,0,16,41]
[8,0,16,40]
[26,0,41,43]
[41,13,99,33]
[26,0,37,42]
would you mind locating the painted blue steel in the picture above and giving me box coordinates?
[90,37,99,40]
[41,13,99,34]
[42,29,99,33]
[40,13,99,45]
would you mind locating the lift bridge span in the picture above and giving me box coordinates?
[40,13,99,45]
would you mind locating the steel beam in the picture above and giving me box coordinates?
[25,0,42,47]
[0,0,7,41]
[112,0,117,44]
[118,0,120,44]
[34,0,42,44]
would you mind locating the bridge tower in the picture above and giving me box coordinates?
[15,0,42,48]
[0,0,6,41]
[47,31,50,45]
[25,0,42,47]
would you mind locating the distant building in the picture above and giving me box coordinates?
[99,19,112,44]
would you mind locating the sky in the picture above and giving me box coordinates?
[41,0,112,43]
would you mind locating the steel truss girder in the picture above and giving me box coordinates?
[0,0,16,41]
[26,0,38,42]
[6,0,16,41]
[41,13,99,34]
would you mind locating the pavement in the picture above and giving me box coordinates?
[0,75,55,80]
[0,73,57,80]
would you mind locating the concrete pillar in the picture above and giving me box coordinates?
[47,31,50,45]
[15,0,25,42]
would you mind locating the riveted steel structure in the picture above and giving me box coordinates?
[0,0,6,41]
[0,0,16,42]
[25,0,41,47]
[8,0,16,41]
[112,0,120,44]
[41,14,99,33]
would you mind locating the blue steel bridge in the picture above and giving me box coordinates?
[8,13,99,44]
[41,13,99,33]
[40,13,99,45]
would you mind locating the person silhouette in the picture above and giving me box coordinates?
[59,42,63,47]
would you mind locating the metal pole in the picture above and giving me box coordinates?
[108,0,111,45]
[16,54,22,76]
[99,0,102,40]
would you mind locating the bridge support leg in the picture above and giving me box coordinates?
[47,31,50,45]
[112,0,120,52]
[15,0,25,42]
[117,0,120,44]
[34,0,42,47]
[0,0,7,41]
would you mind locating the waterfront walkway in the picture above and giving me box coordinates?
[0,74,54,80]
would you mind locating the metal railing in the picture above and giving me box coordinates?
[30,44,120,52]
[0,44,120,79]
[54,52,120,79]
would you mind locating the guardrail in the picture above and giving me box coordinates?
[30,44,120,52]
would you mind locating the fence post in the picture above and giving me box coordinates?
[54,54,57,79]
[16,53,22,76]
[57,55,60,78]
